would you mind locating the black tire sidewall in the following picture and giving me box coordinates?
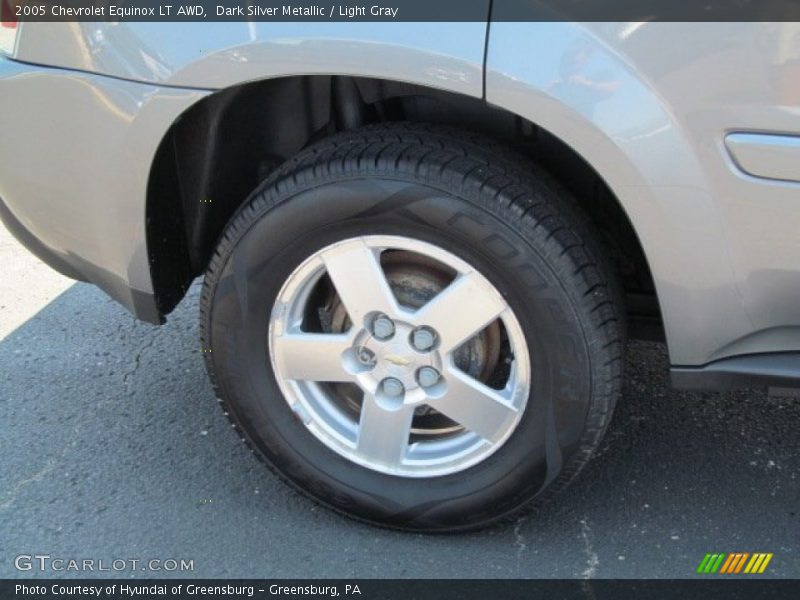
[206,177,593,530]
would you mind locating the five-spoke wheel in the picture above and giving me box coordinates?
[200,124,622,530]
[269,236,530,476]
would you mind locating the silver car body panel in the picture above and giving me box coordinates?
[14,22,487,96]
[486,22,800,366]
[0,58,208,316]
[1,20,799,370]
[0,20,487,317]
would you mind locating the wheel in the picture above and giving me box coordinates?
[200,123,624,531]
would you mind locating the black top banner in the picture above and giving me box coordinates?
[3,0,800,23]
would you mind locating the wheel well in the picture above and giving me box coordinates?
[147,75,662,340]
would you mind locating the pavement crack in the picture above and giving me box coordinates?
[579,518,600,579]
[0,429,79,511]
[121,327,160,394]
[0,461,57,510]
[513,516,528,566]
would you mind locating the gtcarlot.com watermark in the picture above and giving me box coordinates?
[14,554,194,573]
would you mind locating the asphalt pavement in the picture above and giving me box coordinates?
[1,223,798,579]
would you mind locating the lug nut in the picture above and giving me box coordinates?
[357,348,376,366]
[372,315,395,340]
[411,327,437,352]
[417,367,440,388]
[381,377,405,397]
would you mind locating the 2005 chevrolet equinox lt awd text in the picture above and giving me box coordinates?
[2,11,799,531]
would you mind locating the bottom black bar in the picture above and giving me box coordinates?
[3,579,800,600]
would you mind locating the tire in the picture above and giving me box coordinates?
[199,123,624,532]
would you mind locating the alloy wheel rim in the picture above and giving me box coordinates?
[268,235,530,477]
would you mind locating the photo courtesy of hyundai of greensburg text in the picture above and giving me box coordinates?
[1,1,799,599]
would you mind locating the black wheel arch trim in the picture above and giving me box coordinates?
[671,352,800,390]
